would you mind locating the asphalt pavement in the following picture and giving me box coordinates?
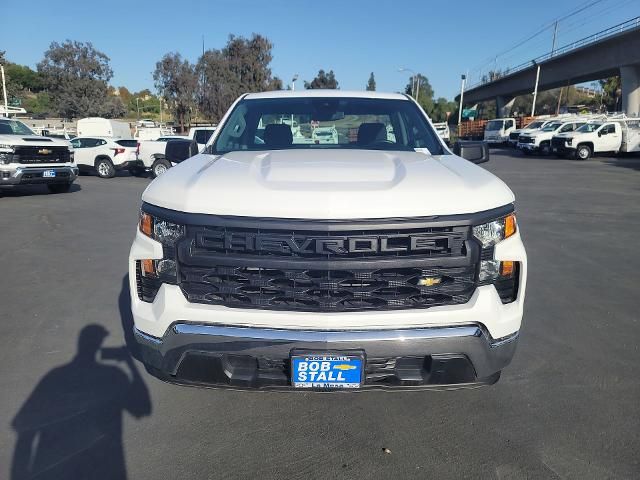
[1,151,639,479]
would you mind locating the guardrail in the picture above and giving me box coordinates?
[467,16,640,91]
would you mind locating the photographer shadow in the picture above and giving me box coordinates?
[10,318,151,480]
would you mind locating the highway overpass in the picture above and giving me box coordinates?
[458,17,640,117]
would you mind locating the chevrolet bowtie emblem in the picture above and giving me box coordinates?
[334,364,357,371]
[38,148,52,155]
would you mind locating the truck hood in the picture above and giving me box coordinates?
[142,149,514,219]
[0,134,70,147]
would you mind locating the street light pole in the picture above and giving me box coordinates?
[415,76,421,104]
[136,98,140,120]
[1,64,8,117]
[398,67,417,98]
[458,74,466,126]
[291,74,298,92]
[531,63,541,116]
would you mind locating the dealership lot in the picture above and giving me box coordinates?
[1,151,639,479]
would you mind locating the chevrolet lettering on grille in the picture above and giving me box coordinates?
[194,232,455,255]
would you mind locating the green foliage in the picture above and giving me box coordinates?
[599,76,621,111]
[196,34,282,122]
[154,52,198,131]
[304,70,339,89]
[366,72,376,91]
[37,40,118,118]
[22,92,52,115]
[403,74,454,122]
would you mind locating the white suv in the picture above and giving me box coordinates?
[129,91,527,391]
[70,137,143,178]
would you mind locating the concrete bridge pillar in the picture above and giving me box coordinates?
[496,96,515,117]
[621,65,640,116]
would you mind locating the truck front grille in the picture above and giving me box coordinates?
[509,132,520,141]
[518,136,534,144]
[14,146,70,164]
[174,217,480,312]
[551,138,565,149]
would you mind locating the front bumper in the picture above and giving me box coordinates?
[134,322,518,390]
[115,159,145,171]
[0,165,78,186]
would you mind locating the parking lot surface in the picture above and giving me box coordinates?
[1,151,639,479]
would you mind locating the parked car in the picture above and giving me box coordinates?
[551,117,640,159]
[311,125,339,144]
[0,118,77,193]
[70,137,143,178]
[508,119,550,147]
[129,90,527,391]
[137,119,156,128]
[518,120,588,155]
[484,118,517,144]
[137,136,189,178]
[433,122,450,144]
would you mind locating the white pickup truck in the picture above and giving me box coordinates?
[518,119,588,156]
[137,127,216,177]
[0,117,78,193]
[551,118,640,159]
[129,90,527,391]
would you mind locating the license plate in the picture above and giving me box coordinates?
[291,353,364,389]
[43,170,56,178]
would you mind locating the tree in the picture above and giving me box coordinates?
[304,70,338,89]
[404,74,434,115]
[37,41,115,119]
[599,76,621,111]
[153,52,197,132]
[196,34,282,122]
[366,72,376,91]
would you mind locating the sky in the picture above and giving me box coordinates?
[1,0,637,99]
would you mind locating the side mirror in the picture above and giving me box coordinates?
[165,139,199,163]
[453,140,490,164]
[598,131,603,137]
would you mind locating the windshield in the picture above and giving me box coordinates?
[485,120,504,131]
[541,122,562,132]
[576,123,603,133]
[0,119,36,136]
[525,121,544,129]
[212,97,444,154]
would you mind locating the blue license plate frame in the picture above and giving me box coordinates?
[290,352,365,389]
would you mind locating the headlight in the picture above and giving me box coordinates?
[473,213,519,302]
[472,213,516,248]
[137,211,184,301]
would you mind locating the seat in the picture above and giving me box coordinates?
[357,123,387,146]
[264,124,293,148]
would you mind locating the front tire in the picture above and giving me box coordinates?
[47,183,72,193]
[95,158,116,178]
[575,144,592,160]
[539,142,551,156]
[151,159,171,178]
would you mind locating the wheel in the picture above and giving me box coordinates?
[95,158,116,178]
[575,144,592,160]
[47,183,72,193]
[151,159,171,178]
[539,142,551,156]
[128,166,146,177]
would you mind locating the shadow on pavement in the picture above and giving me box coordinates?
[10,318,152,479]
[602,157,640,172]
[0,183,82,197]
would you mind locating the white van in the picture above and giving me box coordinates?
[76,118,132,139]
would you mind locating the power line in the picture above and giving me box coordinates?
[468,0,608,75]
